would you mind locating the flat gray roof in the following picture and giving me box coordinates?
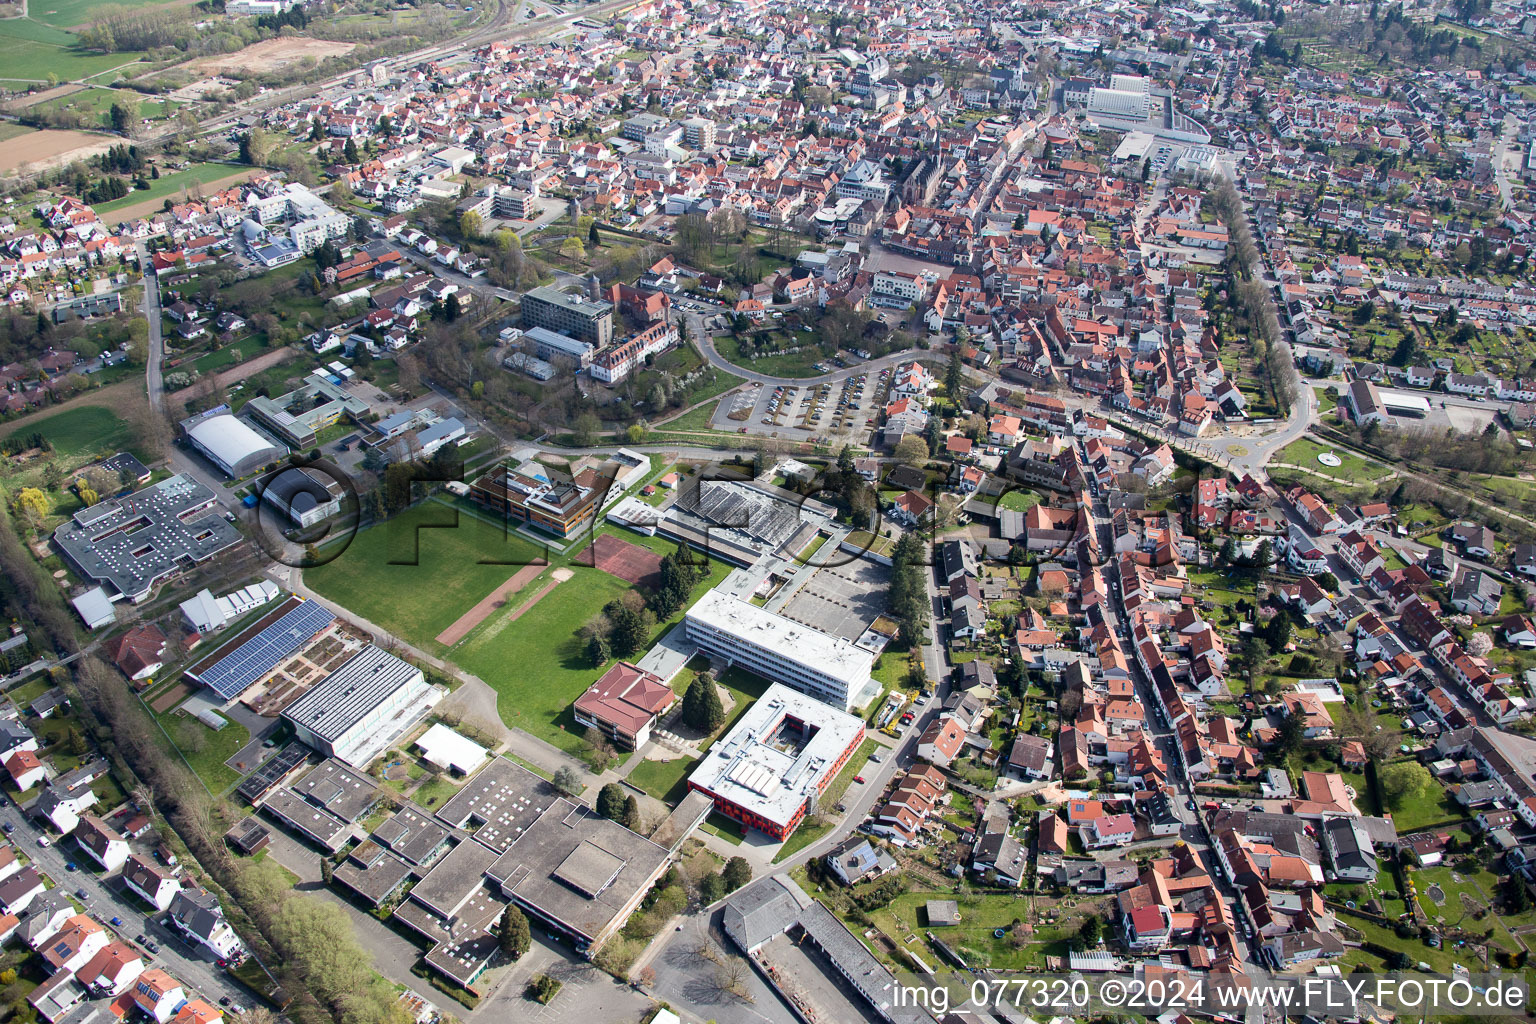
[286,758,379,823]
[53,475,241,601]
[432,757,552,854]
[487,799,669,945]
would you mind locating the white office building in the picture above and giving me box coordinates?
[684,589,874,712]
[282,646,443,767]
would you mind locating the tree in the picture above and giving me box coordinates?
[588,221,601,248]
[1467,631,1494,657]
[574,412,601,446]
[552,766,582,795]
[623,795,640,831]
[894,435,928,468]
[1379,761,1432,809]
[699,872,727,905]
[319,856,334,885]
[499,904,530,959]
[109,103,132,134]
[343,138,359,164]
[12,488,49,533]
[560,236,587,262]
[681,673,726,733]
[722,856,752,892]
[586,632,610,667]
[459,210,483,240]
[609,603,650,657]
[945,356,963,398]
[1276,709,1306,756]
[597,782,627,822]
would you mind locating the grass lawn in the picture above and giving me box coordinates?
[1382,782,1467,833]
[161,712,250,794]
[6,404,131,458]
[626,754,697,805]
[0,18,148,82]
[27,87,180,127]
[94,163,253,215]
[305,504,548,650]
[997,489,1041,513]
[411,774,463,811]
[713,335,828,378]
[870,890,1078,971]
[700,812,744,844]
[309,503,732,758]
[1276,436,1391,482]
[449,569,633,750]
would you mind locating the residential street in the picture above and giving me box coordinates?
[1,804,254,1007]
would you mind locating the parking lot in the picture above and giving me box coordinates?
[710,365,889,444]
[780,558,891,641]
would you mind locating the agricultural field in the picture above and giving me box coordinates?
[4,403,132,457]
[95,162,256,218]
[0,18,147,84]
[28,0,186,29]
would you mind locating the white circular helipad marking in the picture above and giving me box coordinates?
[1318,452,1342,467]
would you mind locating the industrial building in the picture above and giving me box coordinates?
[520,284,613,347]
[180,410,287,478]
[244,374,369,449]
[53,475,243,603]
[684,589,874,711]
[686,683,865,840]
[282,645,442,767]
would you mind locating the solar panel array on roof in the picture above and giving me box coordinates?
[195,600,336,701]
[236,743,310,804]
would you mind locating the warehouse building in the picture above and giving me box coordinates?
[282,646,442,768]
[53,475,243,603]
[684,589,874,711]
[686,683,865,840]
[181,411,287,478]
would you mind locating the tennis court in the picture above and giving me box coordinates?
[591,533,664,588]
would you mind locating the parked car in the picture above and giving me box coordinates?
[74,888,88,900]
[36,837,49,848]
